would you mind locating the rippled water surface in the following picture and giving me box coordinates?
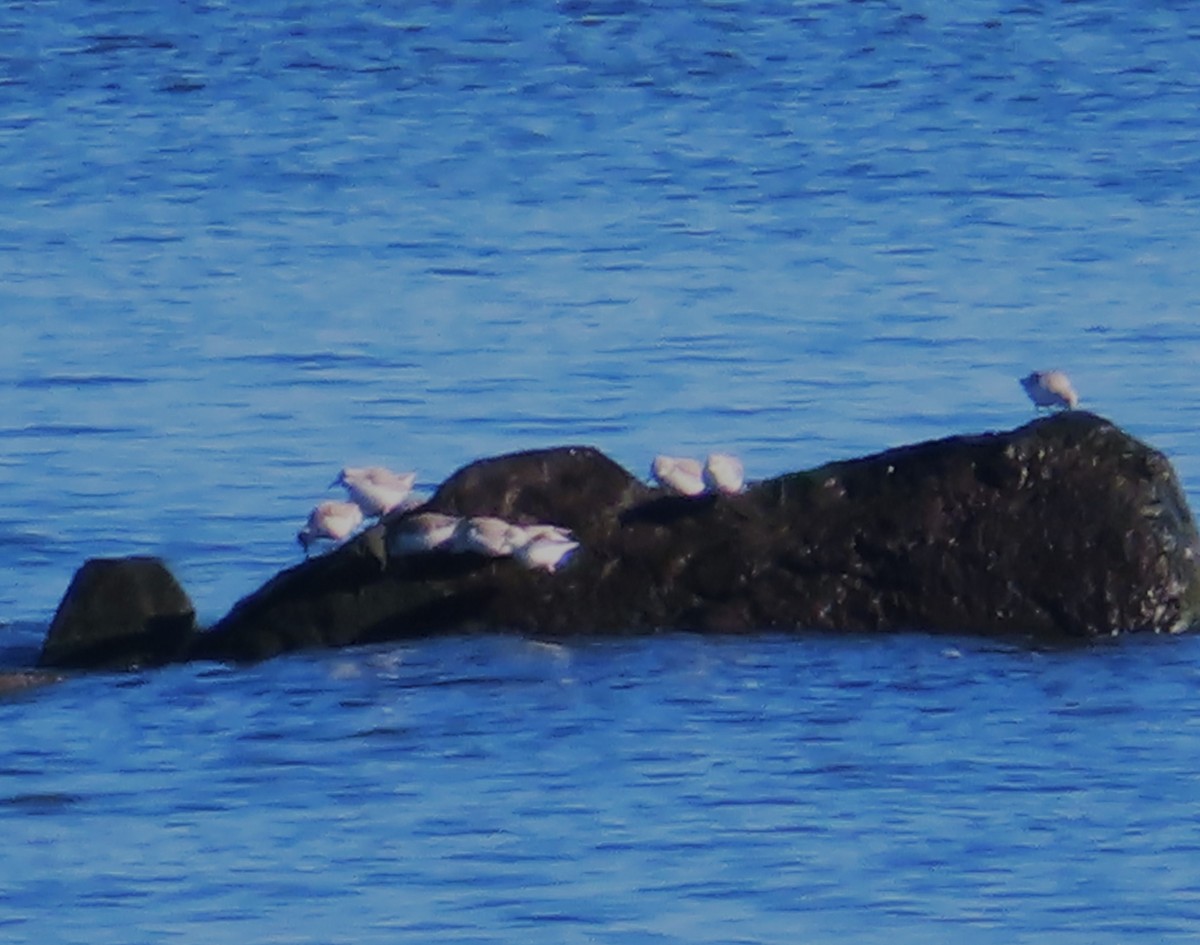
[3,1,1200,942]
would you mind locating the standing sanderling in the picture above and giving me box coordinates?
[332,466,418,517]
[298,500,364,555]
[1020,370,1079,411]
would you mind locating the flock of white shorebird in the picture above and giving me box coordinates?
[295,451,747,572]
[297,466,585,573]
[296,370,1078,569]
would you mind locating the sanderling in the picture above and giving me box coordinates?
[298,500,364,555]
[1020,370,1079,411]
[651,455,706,496]
[512,533,580,573]
[452,516,522,557]
[332,466,418,517]
[515,523,575,543]
[703,452,745,495]
[388,511,461,556]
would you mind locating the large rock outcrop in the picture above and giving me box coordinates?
[38,412,1200,670]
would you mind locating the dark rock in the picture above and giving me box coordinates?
[186,413,1200,663]
[39,557,197,670]
[38,414,1200,670]
[427,445,654,545]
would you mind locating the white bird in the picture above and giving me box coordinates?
[651,455,706,496]
[388,512,461,556]
[298,500,364,555]
[512,533,580,574]
[1020,370,1079,411]
[515,523,575,543]
[451,516,522,557]
[703,452,745,495]
[332,466,418,517]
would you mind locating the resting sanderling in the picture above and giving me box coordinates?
[388,511,461,556]
[1020,370,1079,411]
[332,466,418,517]
[451,516,522,557]
[703,452,745,495]
[298,500,364,555]
[512,533,580,573]
[514,523,575,544]
[651,455,706,496]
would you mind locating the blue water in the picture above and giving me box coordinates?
[3,1,1200,941]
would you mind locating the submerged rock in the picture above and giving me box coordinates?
[39,414,1200,669]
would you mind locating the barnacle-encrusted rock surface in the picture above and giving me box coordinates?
[38,412,1200,670]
